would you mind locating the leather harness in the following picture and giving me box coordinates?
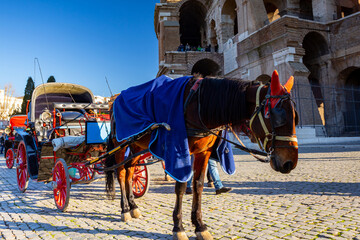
[249,85,298,152]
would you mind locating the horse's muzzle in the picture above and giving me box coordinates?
[271,157,294,174]
[280,161,293,174]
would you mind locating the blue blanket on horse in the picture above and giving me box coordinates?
[113,75,235,182]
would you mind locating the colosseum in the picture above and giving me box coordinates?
[154,0,360,137]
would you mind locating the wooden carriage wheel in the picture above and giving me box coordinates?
[132,158,150,198]
[53,158,71,212]
[6,148,15,169]
[16,141,29,192]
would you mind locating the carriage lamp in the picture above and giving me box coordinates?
[40,109,52,122]
[4,127,11,135]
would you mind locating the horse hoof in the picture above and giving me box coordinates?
[121,212,132,222]
[173,231,188,240]
[130,208,142,218]
[165,175,171,181]
[195,230,213,240]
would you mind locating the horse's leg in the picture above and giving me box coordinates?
[125,163,142,218]
[192,151,213,240]
[117,164,132,222]
[173,181,189,240]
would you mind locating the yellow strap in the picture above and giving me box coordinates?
[275,136,298,142]
[249,85,297,150]
[249,86,265,150]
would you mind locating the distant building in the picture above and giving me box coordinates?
[154,0,360,136]
[94,95,110,104]
[0,89,22,121]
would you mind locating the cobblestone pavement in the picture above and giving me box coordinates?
[1,145,360,240]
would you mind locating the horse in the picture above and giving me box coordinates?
[105,70,298,240]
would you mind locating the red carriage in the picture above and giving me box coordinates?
[15,82,152,211]
[4,115,27,169]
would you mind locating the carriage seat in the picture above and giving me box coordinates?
[52,135,85,151]
[52,111,87,137]
[60,111,86,121]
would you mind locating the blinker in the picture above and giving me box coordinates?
[270,107,287,128]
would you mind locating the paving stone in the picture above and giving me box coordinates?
[1,147,360,239]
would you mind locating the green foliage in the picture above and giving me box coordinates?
[47,75,56,83]
[20,77,35,114]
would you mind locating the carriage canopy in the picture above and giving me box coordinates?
[30,82,94,122]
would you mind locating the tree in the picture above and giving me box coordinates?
[47,75,56,83]
[20,77,35,114]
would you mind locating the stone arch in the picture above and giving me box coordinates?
[303,32,329,65]
[336,0,360,18]
[302,32,329,128]
[339,67,360,134]
[210,19,218,52]
[263,0,282,23]
[302,32,329,98]
[221,0,238,43]
[299,0,314,20]
[179,0,207,47]
[256,74,271,84]
[191,59,221,77]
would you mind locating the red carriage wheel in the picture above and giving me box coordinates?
[68,163,95,182]
[16,141,29,192]
[6,148,15,169]
[53,158,71,212]
[132,159,150,198]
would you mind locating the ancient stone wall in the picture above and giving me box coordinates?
[154,0,360,135]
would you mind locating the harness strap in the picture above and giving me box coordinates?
[249,85,298,151]
[250,85,266,150]
[183,78,202,115]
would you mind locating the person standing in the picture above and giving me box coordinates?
[0,133,5,155]
[186,158,232,195]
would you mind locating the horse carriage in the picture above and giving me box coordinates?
[14,82,152,211]
[4,114,27,169]
[14,69,298,239]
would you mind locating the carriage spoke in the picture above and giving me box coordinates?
[138,180,145,188]
[136,168,145,174]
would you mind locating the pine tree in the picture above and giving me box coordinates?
[47,75,56,83]
[20,77,35,114]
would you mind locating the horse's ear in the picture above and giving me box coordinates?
[284,76,294,93]
[270,70,282,96]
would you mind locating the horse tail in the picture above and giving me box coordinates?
[105,109,116,200]
[105,136,116,200]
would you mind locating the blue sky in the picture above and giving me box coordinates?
[0,0,160,97]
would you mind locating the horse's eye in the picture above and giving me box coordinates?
[270,107,287,128]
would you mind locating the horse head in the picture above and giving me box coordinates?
[249,70,298,173]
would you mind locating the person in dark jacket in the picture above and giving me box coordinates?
[0,133,5,154]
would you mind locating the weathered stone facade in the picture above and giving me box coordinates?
[154,0,360,136]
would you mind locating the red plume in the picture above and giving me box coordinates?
[266,70,286,111]
[270,70,282,96]
[284,76,294,93]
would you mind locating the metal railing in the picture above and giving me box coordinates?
[293,81,360,137]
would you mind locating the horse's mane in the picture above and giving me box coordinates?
[199,77,250,127]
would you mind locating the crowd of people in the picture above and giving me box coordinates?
[177,43,218,52]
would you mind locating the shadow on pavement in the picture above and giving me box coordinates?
[226,181,360,196]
